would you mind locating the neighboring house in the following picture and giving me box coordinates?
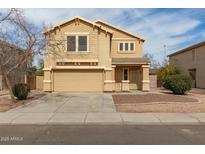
[43,16,150,92]
[0,41,27,90]
[168,41,205,88]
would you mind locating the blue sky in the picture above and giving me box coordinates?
[4,8,205,65]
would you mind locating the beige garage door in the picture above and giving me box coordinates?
[53,70,103,92]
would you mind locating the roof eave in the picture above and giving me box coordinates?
[95,19,145,41]
[43,16,113,35]
[168,40,205,57]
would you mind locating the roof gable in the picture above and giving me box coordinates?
[95,20,145,41]
[44,16,113,35]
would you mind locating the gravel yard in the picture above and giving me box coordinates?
[112,90,205,113]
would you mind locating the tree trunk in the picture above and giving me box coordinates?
[4,73,16,103]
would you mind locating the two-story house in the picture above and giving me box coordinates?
[43,16,150,92]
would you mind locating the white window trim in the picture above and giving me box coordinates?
[118,41,135,52]
[65,33,89,52]
[123,68,129,81]
[118,42,124,51]
[112,38,136,40]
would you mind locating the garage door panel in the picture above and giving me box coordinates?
[54,70,103,92]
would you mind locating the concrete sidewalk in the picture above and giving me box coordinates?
[1,112,205,125]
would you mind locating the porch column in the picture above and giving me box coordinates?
[141,64,150,91]
[104,67,115,92]
[112,65,116,81]
[0,75,2,90]
[24,74,27,84]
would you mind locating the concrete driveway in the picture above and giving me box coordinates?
[9,92,116,113]
[0,92,120,124]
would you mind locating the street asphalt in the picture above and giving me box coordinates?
[0,124,205,145]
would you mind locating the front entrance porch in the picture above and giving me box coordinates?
[112,65,150,92]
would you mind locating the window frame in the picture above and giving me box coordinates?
[118,41,136,52]
[78,35,88,52]
[65,32,89,52]
[66,35,76,52]
[123,68,129,81]
[119,42,124,51]
[125,42,129,51]
[130,42,135,51]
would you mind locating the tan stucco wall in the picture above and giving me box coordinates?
[169,45,205,88]
[44,20,112,68]
[36,76,43,90]
[95,22,143,58]
[98,31,112,68]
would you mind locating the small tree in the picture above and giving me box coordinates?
[27,66,37,75]
[157,65,178,82]
[35,58,44,76]
[143,53,160,69]
[0,9,44,102]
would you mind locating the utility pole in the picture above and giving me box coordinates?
[163,44,168,65]
[163,44,167,58]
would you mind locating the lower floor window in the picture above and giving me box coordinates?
[123,69,129,80]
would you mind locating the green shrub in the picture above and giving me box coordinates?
[13,83,30,100]
[157,65,178,82]
[163,74,192,94]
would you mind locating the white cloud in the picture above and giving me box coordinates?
[1,8,203,64]
[122,10,201,62]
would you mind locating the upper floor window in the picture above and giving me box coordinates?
[67,36,76,51]
[78,36,87,51]
[125,43,129,51]
[119,43,123,51]
[118,42,135,52]
[66,34,89,52]
[130,42,134,51]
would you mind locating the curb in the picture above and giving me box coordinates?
[0,121,203,126]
